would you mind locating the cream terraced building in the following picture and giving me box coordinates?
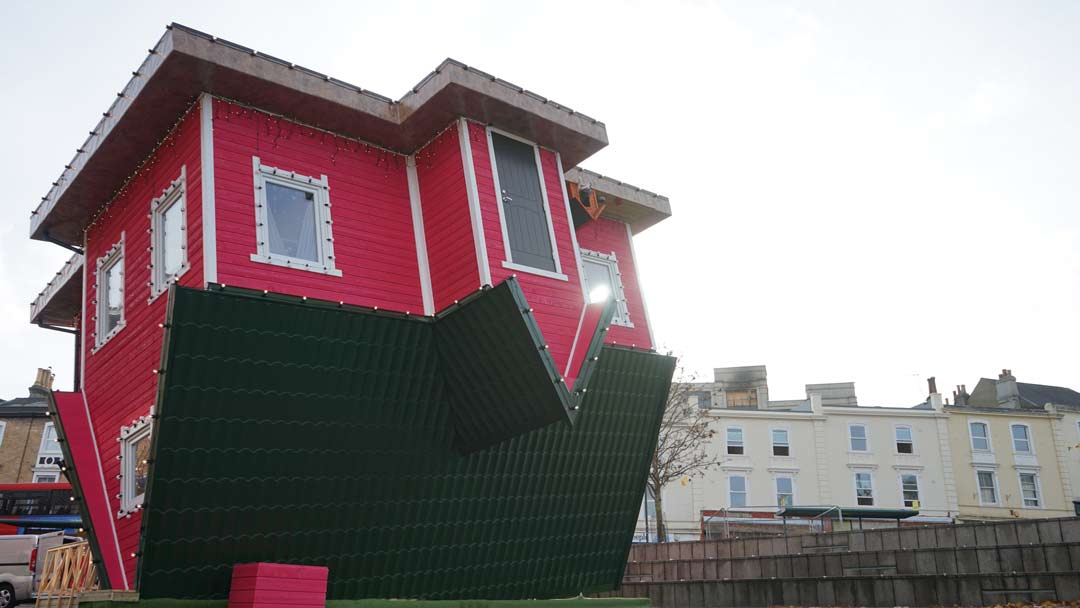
[640,366,1080,541]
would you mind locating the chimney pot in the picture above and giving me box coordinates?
[927,376,938,395]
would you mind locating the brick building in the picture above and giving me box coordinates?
[0,369,66,484]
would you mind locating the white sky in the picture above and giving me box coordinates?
[1,1,1078,406]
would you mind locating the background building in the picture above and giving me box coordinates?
[946,371,1077,520]
[0,368,65,484]
[645,367,1080,541]
[647,366,956,540]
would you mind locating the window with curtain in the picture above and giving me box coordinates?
[775,477,794,507]
[726,427,744,455]
[1019,472,1040,507]
[150,168,189,298]
[977,470,998,504]
[854,472,874,505]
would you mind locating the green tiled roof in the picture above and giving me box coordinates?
[137,284,673,600]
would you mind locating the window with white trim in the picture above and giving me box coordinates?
[488,129,564,279]
[848,424,868,452]
[895,425,914,454]
[728,475,748,508]
[726,427,744,455]
[854,471,874,505]
[0,421,6,448]
[94,235,125,349]
[119,418,153,515]
[1018,471,1040,507]
[251,157,340,276]
[775,476,794,507]
[1010,424,1032,454]
[149,167,189,299]
[33,422,63,481]
[976,470,998,504]
[580,249,633,327]
[900,473,920,507]
[33,472,60,483]
[969,422,991,452]
[771,428,790,456]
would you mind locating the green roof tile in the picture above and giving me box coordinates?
[137,284,673,600]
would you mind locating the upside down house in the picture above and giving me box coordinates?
[28,24,674,600]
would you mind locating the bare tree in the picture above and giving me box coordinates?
[647,360,722,542]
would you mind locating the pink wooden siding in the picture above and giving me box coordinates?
[211,99,425,312]
[82,106,204,588]
[467,121,586,373]
[414,122,481,311]
[575,217,653,349]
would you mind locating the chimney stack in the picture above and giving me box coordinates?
[996,369,1020,408]
[954,384,969,406]
[28,368,55,398]
[927,376,938,395]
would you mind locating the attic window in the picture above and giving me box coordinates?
[250,157,341,277]
[119,416,153,516]
[149,167,189,300]
[580,249,632,327]
[94,234,126,351]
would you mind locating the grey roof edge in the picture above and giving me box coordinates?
[564,167,671,234]
[30,253,84,326]
[29,24,620,245]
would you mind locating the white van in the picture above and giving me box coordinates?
[0,532,67,608]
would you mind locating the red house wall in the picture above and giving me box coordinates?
[466,121,586,374]
[82,105,204,588]
[575,217,653,349]
[211,99,425,312]
[414,122,481,311]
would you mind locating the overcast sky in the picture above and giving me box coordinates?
[1,1,1077,406]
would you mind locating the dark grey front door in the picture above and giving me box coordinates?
[491,133,556,272]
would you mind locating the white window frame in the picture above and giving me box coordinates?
[250,157,341,277]
[894,425,915,454]
[93,233,126,351]
[728,475,748,508]
[854,471,875,506]
[771,427,791,457]
[1017,470,1042,508]
[848,423,869,452]
[580,249,633,327]
[0,421,6,448]
[119,417,153,516]
[149,166,190,301]
[1009,423,1034,455]
[486,127,566,281]
[969,420,992,453]
[726,426,745,455]
[775,475,795,507]
[32,472,60,483]
[899,472,921,508]
[975,469,999,506]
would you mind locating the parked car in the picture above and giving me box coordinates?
[0,531,67,607]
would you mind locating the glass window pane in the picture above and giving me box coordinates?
[1011,426,1031,452]
[583,259,614,303]
[132,434,151,497]
[729,476,746,492]
[105,259,123,333]
[977,471,997,503]
[895,427,912,442]
[772,429,788,445]
[1020,473,1039,507]
[971,423,990,451]
[266,182,319,261]
[162,199,184,277]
